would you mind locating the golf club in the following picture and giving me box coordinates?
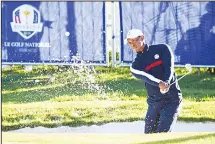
[160,64,192,94]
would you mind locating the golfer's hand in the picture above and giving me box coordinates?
[159,81,169,90]
[159,81,169,94]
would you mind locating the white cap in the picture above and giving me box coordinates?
[124,29,144,45]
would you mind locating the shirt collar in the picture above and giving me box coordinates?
[137,44,149,54]
[144,44,150,51]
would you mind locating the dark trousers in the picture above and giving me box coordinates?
[144,98,182,134]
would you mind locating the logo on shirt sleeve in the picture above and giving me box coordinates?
[154,54,159,59]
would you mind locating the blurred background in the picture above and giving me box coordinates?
[2,1,215,68]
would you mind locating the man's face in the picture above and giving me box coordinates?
[127,36,144,52]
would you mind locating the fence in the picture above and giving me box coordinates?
[2,2,215,67]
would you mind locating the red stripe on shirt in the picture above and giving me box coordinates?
[145,60,163,71]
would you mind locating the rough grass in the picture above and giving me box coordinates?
[2,65,215,131]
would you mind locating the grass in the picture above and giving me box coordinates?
[2,65,215,131]
[2,132,215,144]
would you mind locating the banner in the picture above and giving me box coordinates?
[2,2,107,65]
[119,2,215,66]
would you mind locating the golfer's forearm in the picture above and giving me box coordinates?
[131,72,160,86]
[162,44,174,84]
[130,66,161,87]
[163,67,174,84]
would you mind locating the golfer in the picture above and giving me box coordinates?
[124,29,182,133]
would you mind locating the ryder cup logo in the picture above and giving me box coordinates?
[10,4,43,39]
[154,54,159,59]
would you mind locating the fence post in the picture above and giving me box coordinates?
[111,1,116,67]
[198,67,201,76]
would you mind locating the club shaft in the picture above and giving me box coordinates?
[170,72,190,86]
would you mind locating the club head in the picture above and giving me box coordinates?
[185,63,192,73]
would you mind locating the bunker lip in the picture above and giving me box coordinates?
[8,121,215,133]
